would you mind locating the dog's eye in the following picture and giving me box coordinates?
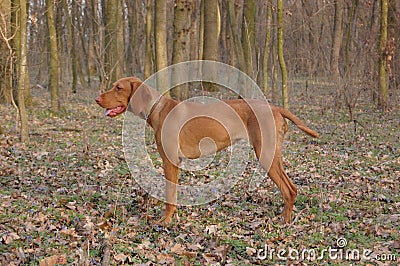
[116,86,122,91]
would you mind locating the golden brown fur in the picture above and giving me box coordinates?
[96,77,318,224]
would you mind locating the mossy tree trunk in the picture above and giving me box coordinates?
[262,0,272,96]
[103,0,124,84]
[198,0,204,61]
[227,0,246,74]
[378,0,388,109]
[277,0,288,108]
[242,0,256,79]
[14,0,31,106]
[46,0,60,112]
[17,0,29,142]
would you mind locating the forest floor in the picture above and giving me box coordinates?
[0,80,399,265]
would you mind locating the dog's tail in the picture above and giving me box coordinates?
[277,107,319,138]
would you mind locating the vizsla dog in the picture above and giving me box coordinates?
[95,77,318,224]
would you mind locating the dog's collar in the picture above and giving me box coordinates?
[144,96,162,121]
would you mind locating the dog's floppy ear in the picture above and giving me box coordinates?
[129,80,153,118]
[128,78,142,100]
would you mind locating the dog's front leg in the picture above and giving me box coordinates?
[158,158,179,225]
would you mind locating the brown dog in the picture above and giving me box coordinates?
[96,77,318,224]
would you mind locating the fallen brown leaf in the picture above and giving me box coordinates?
[157,253,175,264]
[39,254,67,266]
[2,232,20,244]
[114,253,128,262]
[171,243,184,255]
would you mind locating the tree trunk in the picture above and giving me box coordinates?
[387,0,397,88]
[202,0,219,91]
[87,0,98,82]
[126,0,139,76]
[378,0,388,109]
[64,0,77,93]
[13,0,31,107]
[46,0,60,112]
[277,0,288,108]
[17,0,29,142]
[227,0,246,73]
[144,0,153,79]
[75,9,88,90]
[154,0,169,94]
[271,4,278,104]
[198,0,204,60]
[171,0,193,100]
[104,0,124,83]
[262,0,272,96]
[271,41,279,104]
[203,0,219,62]
[330,0,343,80]
[242,0,256,79]
[0,0,11,103]
[189,1,199,61]
[344,0,358,77]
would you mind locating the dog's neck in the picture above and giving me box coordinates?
[146,94,179,130]
[144,94,163,121]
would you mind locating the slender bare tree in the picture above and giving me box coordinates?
[277,0,288,108]
[343,0,359,76]
[154,0,169,94]
[64,0,77,93]
[144,0,153,79]
[17,0,29,142]
[378,0,388,109]
[242,0,256,79]
[87,0,98,82]
[103,0,124,83]
[0,0,12,103]
[227,0,246,73]
[262,0,273,96]
[0,0,394,111]
[330,0,343,80]
[46,0,60,112]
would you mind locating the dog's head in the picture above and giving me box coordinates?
[95,77,153,118]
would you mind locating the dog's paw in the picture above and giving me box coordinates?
[270,214,291,225]
[155,215,172,227]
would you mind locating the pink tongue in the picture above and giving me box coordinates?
[104,109,112,116]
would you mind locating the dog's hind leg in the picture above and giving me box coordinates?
[266,156,297,223]
[250,118,297,223]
